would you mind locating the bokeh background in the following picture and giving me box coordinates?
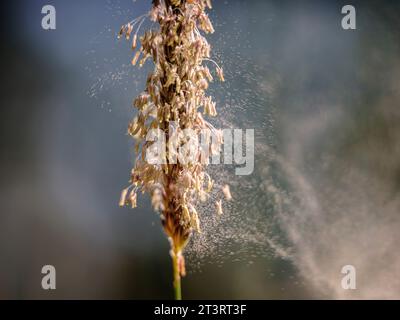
[1,0,400,299]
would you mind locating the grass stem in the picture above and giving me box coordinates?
[172,251,182,300]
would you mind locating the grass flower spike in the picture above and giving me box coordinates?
[119,0,225,300]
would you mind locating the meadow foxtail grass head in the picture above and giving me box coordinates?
[119,0,227,299]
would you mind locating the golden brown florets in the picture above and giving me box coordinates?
[119,0,226,283]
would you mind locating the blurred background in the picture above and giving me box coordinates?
[1,0,400,299]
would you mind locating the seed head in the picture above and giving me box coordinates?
[119,0,228,277]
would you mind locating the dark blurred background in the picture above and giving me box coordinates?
[1,0,400,299]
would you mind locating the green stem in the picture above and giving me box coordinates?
[172,251,182,300]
